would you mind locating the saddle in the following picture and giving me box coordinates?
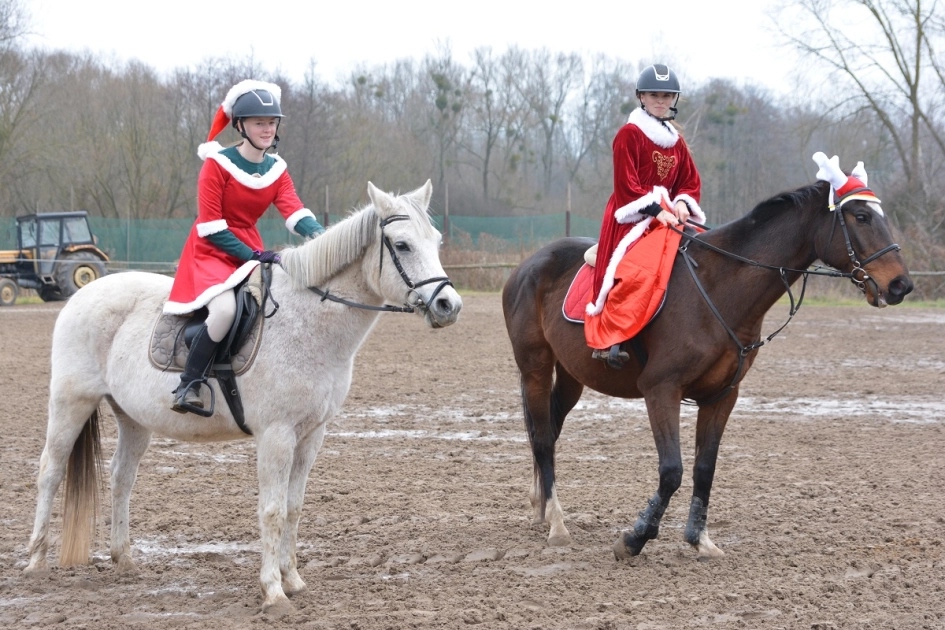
[150,264,277,434]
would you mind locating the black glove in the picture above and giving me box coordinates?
[252,250,281,264]
[640,202,663,218]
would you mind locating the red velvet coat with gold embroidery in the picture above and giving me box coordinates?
[590,108,702,307]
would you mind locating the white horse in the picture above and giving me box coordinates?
[24,181,462,612]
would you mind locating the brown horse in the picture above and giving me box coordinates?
[502,174,913,559]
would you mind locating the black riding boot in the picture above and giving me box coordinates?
[171,324,219,413]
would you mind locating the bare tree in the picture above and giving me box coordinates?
[777,0,944,192]
[424,47,467,197]
[462,47,531,203]
[0,48,49,215]
[0,0,28,49]
[513,49,582,199]
[559,55,634,210]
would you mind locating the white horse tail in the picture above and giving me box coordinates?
[59,408,104,566]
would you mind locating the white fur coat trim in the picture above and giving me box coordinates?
[628,107,679,149]
[672,193,706,223]
[586,216,654,316]
[162,260,261,315]
[196,219,228,238]
[285,208,317,234]
[197,143,288,189]
[614,186,671,224]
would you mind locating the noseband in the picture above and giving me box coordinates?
[309,214,454,314]
[828,187,901,297]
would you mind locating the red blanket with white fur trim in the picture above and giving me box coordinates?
[582,224,682,349]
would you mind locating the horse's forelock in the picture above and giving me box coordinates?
[374,187,438,238]
[400,194,439,238]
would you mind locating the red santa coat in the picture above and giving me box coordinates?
[587,107,704,319]
[583,108,705,349]
[163,144,313,315]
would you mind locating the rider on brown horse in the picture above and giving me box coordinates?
[586,64,705,367]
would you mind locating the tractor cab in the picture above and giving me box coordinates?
[0,211,109,305]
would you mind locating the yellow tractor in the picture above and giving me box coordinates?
[0,211,109,306]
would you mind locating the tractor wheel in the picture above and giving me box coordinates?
[0,278,17,307]
[56,251,107,298]
[38,286,63,302]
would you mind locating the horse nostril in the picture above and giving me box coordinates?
[890,276,914,298]
[886,276,914,304]
[435,298,453,316]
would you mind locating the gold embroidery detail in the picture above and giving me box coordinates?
[652,151,676,180]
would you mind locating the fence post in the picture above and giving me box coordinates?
[444,181,450,245]
[323,185,330,227]
[566,181,571,237]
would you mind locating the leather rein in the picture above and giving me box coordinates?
[670,194,901,406]
[308,214,454,314]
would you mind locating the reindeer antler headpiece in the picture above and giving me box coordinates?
[812,152,882,213]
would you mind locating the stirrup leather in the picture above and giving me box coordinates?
[592,344,630,369]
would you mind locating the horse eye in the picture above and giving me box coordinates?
[395,241,410,252]
[854,212,870,225]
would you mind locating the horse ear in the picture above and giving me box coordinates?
[408,179,433,210]
[367,181,394,215]
[851,161,868,186]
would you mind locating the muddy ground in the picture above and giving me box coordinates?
[1,292,943,629]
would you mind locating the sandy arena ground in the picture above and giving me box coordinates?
[1,292,944,629]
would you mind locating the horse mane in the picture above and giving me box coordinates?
[745,181,826,223]
[279,207,379,288]
[278,189,439,289]
[713,181,828,246]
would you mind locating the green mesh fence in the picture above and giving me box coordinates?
[3,213,603,269]
[438,214,600,244]
[86,217,321,268]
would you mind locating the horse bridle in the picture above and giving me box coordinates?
[827,186,901,297]
[309,214,454,314]
[670,191,900,406]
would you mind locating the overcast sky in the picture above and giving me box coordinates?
[24,0,799,95]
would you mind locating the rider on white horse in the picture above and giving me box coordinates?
[163,79,324,413]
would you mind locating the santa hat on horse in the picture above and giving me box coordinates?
[812,151,882,213]
[198,80,283,160]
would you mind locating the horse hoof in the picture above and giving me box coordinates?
[697,547,725,559]
[262,597,296,618]
[612,533,645,560]
[282,575,307,596]
[693,531,725,558]
[23,564,49,577]
[116,554,139,575]
[547,534,571,548]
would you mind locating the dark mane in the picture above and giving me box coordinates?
[745,181,826,224]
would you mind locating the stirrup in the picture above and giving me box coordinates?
[171,378,214,417]
[592,344,630,369]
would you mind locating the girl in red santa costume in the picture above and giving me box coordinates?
[586,64,707,367]
[164,79,325,413]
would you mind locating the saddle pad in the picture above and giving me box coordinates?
[563,263,594,323]
[149,268,265,376]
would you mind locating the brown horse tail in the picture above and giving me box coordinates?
[60,407,104,566]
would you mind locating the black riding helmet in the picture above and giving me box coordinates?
[635,64,681,122]
[231,88,284,152]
